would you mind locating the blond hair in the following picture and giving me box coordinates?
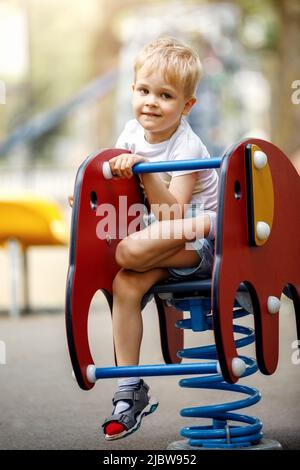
[134,37,203,99]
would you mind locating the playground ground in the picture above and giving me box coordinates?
[0,289,300,451]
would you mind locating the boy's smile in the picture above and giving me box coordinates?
[141,112,161,117]
[132,68,196,144]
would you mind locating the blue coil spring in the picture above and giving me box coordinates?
[176,305,263,449]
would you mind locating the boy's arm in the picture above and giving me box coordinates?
[108,152,198,220]
[141,171,198,220]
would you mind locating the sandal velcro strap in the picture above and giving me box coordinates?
[112,382,149,406]
[112,390,136,404]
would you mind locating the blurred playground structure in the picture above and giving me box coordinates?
[0,195,68,316]
[0,0,300,315]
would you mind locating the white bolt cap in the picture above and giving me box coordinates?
[267,296,281,314]
[253,150,268,169]
[102,161,113,179]
[86,364,96,383]
[232,357,246,377]
[158,292,173,300]
[256,221,271,241]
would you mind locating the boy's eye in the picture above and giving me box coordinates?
[138,88,148,95]
[161,92,172,99]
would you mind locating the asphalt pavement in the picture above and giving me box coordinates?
[0,293,299,450]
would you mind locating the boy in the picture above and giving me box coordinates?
[102,37,219,441]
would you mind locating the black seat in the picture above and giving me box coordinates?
[149,277,250,299]
[149,277,212,297]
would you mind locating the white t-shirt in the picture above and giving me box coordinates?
[115,118,219,211]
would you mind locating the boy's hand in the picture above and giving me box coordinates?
[68,195,74,208]
[108,153,148,179]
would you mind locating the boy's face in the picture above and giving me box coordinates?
[132,67,196,144]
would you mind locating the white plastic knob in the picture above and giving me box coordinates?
[232,357,246,378]
[71,370,76,381]
[158,292,173,300]
[256,221,270,241]
[102,161,113,179]
[267,296,281,314]
[253,150,268,169]
[86,364,96,383]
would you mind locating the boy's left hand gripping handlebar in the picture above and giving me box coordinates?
[102,161,150,179]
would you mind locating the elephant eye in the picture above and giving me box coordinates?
[234,180,241,200]
[90,191,98,210]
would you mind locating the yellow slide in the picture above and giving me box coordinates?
[0,194,68,248]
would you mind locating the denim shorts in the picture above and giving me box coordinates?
[142,204,214,280]
[142,204,215,278]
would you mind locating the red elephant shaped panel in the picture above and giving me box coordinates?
[66,148,184,390]
[212,139,300,383]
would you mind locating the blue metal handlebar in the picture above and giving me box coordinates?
[131,158,222,174]
[102,158,222,179]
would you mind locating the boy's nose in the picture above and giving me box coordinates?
[145,94,158,106]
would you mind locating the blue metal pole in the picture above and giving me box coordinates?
[131,158,222,175]
[95,362,219,380]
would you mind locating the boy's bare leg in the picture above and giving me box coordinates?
[103,268,169,438]
[116,213,210,271]
[112,267,170,366]
[136,245,201,272]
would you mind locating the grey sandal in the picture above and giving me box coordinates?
[102,380,159,440]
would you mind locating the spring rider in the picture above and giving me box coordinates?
[66,138,300,449]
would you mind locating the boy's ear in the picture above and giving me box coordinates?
[183,97,197,116]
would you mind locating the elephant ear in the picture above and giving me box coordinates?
[212,139,300,383]
[65,148,185,390]
[66,148,142,390]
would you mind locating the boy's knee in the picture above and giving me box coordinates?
[112,270,143,298]
[115,239,139,269]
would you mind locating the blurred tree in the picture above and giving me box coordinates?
[272,0,300,157]
[91,0,158,147]
[234,0,300,155]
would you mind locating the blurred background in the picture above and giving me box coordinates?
[0,0,300,313]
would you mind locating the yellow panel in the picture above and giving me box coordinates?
[251,145,274,246]
[0,195,68,247]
